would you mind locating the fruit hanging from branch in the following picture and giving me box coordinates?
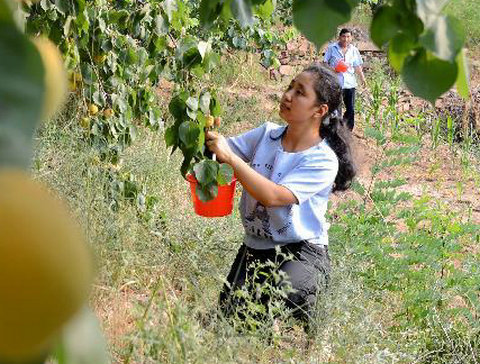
[103,108,114,118]
[205,115,215,128]
[89,104,99,115]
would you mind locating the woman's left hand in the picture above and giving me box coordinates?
[205,131,234,164]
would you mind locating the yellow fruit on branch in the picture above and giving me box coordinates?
[205,115,214,128]
[103,108,114,118]
[32,37,68,121]
[91,155,101,166]
[80,117,91,129]
[94,54,107,64]
[0,170,93,363]
[88,104,99,115]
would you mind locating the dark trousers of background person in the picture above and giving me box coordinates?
[219,241,330,328]
[342,88,356,131]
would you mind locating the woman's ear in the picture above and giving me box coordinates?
[314,104,329,120]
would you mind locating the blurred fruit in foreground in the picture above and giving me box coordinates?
[0,170,93,363]
[214,116,221,127]
[32,37,68,121]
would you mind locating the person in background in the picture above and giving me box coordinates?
[323,28,367,131]
[205,64,356,330]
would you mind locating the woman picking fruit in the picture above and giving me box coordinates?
[205,63,356,327]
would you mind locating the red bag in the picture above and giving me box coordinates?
[335,59,349,73]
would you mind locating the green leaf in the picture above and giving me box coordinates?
[254,0,275,20]
[193,159,219,185]
[419,15,465,62]
[231,0,254,28]
[221,0,234,21]
[203,51,220,73]
[197,41,210,60]
[80,63,96,85]
[0,20,44,169]
[199,0,224,28]
[107,9,129,24]
[455,48,470,100]
[155,14,168,34]
[199,92,211,114]
[112,94,128,114]
[164,125,178,148]
[218,163,234,185]
[370,6,402,47]
[416,0,450,25]
[163,0,178,22]
[195,182,218,202]
[197,113,206,149]
[388,33,416,72]
[176,38,202,68]
[63,15,73,36]
[168,92,188,121]
[292,0,357,49]
[127,125,137,143]
[210,93,223,117]
[186,107,198,120]
[179,120,200,148]
[402,49,458,103]
[181,148,195,177]
[191,63,206,78]
[186,96,199,111]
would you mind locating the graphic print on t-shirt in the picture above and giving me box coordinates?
[228,122,339,248]
[244,202,292,239]
[276,205,292,235]
[245,202,273,239]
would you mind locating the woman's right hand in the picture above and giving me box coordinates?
[205,131,234,164]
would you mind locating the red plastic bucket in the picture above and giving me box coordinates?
[335,59,349,73]
[186,174,237,217]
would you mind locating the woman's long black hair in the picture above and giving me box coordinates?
[304,63,356,192]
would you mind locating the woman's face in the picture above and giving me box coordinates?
[279,71,325,124]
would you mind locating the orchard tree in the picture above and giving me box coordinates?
[13,0,472,204]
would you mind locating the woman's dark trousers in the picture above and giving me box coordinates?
[219,242,331,325]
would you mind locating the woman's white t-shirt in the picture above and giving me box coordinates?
[227,122,339,250]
